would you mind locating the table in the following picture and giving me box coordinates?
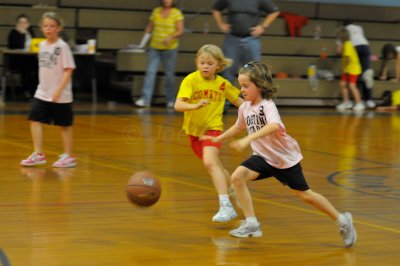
[0,50,99,104]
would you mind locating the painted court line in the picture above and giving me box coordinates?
[1,138,399,235]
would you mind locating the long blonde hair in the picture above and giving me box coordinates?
[195,44,232,73]
[239,61,278,100]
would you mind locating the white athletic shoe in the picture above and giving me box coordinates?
[212,204,237,222]
[353,102,366,111]
[336,101,353,110]
[230,220,263,238]
[338,212,357,248]
[134,98,150,107]
[365,100,376,109]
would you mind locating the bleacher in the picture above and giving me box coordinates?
[1,0,400,105]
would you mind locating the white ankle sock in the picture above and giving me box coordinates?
[246,217,258,225]
[337,213,346,225]
[219,195,231,206]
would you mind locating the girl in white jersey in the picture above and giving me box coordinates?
[21,12,76,168]
[203,61,356,248]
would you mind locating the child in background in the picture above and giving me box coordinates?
[336,28,365,111]
[21,12,76,168]
[376,89,400,111]
[175,44,244,222]
[203,61,356,248]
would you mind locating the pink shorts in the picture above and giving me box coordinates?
[189,130,222,159]
[341,73,359,84]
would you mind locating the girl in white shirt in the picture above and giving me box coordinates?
[21,12,76,168]
[203,61,356,248]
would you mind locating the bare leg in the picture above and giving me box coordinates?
[379,60,389,80]
[60,126,73,155]
[339,80,349,102]
[293,189,340,220]
[30,121,43,152]
[231,166,259,218]
[202,146,229,195]
[348,83,362,104]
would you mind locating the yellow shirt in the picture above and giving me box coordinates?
[342,41,361,75]
[392,90,400,106]
[150,7,184,50]
[177,71,241,136]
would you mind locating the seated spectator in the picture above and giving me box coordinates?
[7,14,37,99]
[379,43,400,82]
[376,90,400,111]
[8,14,35,50]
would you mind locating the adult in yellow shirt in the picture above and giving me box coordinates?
[175,44,243,223]
[336,28,365,111]
[135,0,184,108]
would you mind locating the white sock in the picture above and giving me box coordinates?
[246,217,259,225]
[337,213,346,225]
[219,195,231,207]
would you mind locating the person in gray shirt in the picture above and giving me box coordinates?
[212,0,279,85]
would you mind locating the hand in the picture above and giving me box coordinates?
[52,89,62,102]
[229,137,251,152]
[219,23,231,34]
[250,25,265,37]
[163,36,173,46]
[195,99,209,109]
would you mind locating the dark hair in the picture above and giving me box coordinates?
[337,27,350,42]
[342,18,353,26]
[159,0,177,8]
[239,61,278,100]
[16,14,30,22]
[381,43,397,59]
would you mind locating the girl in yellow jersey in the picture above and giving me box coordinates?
[336,28,365,111]
[175,44,244,222]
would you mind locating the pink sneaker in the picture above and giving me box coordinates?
[52,154,77,168]
[21,152,46,166]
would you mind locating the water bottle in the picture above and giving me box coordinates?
[313,25,321,40]
[307,64,318,91]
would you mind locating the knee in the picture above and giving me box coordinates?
[296,191,314,204]
[231,172,245,187]
[202,159,216,173]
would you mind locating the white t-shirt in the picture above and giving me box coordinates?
[235,100,303,169]
[35,38,76,103]
[345,24,369,46]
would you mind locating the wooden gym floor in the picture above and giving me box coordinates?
[0,102,399,266]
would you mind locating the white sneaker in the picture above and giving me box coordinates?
[230,220,262,238]
[135,98,150,107]
[338,212,357,248]
[21,152,46,166]
[353,102,366,111]
[365,100,376,109]
[336,101,353,110]
[212,204,237,222]
[52,154,77,168]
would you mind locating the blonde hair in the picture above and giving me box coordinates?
[239,61,278,100]
[40,12,64,29]
[196,44,232,73]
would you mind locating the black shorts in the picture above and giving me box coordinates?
[28,98,74,126]
[240,155,310,191]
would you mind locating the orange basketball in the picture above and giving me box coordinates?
[126,171,161,207]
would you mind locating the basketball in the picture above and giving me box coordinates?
[126,171,161,207]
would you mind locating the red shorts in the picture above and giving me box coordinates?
[341,73,359,84]
[189,130,222,159]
